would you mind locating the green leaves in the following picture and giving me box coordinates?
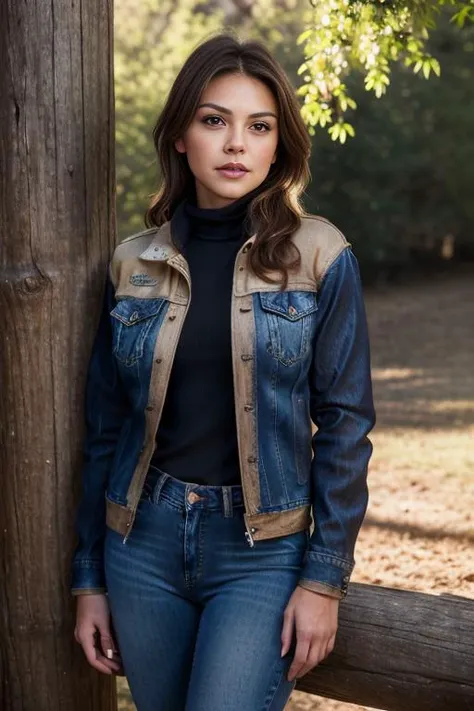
[328,121,355,143]
[294,0,468,142]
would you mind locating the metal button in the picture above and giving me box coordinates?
[169,314,176,321]
[288,306,297,316]
[129,311,139,322]
[155,358,162,364]
[239,266,244,271]
[187,491,201,504]
[242,245,250,253]
[145,405,154,412]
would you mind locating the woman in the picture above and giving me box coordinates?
[72,32,375,711]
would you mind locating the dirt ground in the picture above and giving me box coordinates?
[117,269,474,711]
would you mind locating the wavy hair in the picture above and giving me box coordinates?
[145,33,312,288]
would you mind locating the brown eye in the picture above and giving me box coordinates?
[202,115,224,126]
[252,122,271,132]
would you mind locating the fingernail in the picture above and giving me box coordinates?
[106,649,114,659]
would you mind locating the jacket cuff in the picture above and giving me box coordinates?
[297,580,344,599]
[71,559,106,595]
[71,588,107,596]
[299,547,354,599]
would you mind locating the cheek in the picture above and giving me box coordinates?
[254,138,278,169]
[185,130,214,163]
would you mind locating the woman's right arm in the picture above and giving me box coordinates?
[71,269,129,674]
[71,269,129,595]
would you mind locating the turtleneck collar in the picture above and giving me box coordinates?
[183,184,264,242]
[170,184,265,252]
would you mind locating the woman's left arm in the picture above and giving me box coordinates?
[281,245,376,680]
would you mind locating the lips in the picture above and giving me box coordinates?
[216,163,249,172]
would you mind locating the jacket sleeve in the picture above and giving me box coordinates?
[297,246,376,600]
[70,269,129,595]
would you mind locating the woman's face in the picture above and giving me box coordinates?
[175,73,279,209]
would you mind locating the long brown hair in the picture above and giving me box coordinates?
[145,33,312,288]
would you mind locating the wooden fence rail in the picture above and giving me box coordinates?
[295,583,474,711]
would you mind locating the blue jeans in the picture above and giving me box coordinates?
[104,466,309,711]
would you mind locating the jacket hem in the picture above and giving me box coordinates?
[106,496,312,540]
[106,497,132,534]
[244,505,312,540]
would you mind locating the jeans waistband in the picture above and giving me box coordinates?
[147,465,244,518]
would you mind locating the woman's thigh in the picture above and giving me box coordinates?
[185,530,307,711]
[104,498,201,711]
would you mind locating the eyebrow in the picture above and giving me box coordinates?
[197,102,278,120]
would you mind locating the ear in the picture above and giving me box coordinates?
[175,137,186,154]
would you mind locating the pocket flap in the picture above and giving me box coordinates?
[110,298,165,326]
[259,291,318,321]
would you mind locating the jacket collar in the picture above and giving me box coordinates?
[138,202,256,263]
[138,220,179,263]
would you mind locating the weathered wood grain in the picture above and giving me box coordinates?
[0,1,117,709]
[296,583,474,711]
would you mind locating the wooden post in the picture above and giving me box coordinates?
[0,1,117,709]
[296,583,474,711]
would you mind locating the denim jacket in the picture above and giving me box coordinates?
[71,214,375,600]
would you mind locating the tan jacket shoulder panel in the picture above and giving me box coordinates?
[293,215,350,287]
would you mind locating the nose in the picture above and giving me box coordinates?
[224,127,245,155]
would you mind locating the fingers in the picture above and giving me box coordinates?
[287,631,336,682]
[280,606,295,658]
[75,625,122,675]
[80,628,116,674]
[287,631,310,682]
[291,638,325,681]
[99,631,121,663]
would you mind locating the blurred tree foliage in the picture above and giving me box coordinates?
[114,0,473,277]
[295,0,474,142]
[114,0,223,235]
[306,10,474,279]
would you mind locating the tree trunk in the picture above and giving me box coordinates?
[296,583,474,711]
[0,1,117,709]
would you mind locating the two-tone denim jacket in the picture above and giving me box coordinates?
[71,213,376,600]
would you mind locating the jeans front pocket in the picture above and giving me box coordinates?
[258,290,318,367]
[110,297,167,367]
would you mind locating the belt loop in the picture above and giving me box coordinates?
[222,486,233,518]
[152,472,170,504]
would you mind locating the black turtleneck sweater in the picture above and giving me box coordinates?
[151,189,257,486]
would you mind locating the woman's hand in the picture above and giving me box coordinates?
[74,593,124,675]
[281,586,339,682]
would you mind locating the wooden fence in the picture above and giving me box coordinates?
[296,583,474,711]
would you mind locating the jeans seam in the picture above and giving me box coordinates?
[262,663,294,711]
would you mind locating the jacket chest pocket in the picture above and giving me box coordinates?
[110,298,167,367]
[259,290,318,367]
